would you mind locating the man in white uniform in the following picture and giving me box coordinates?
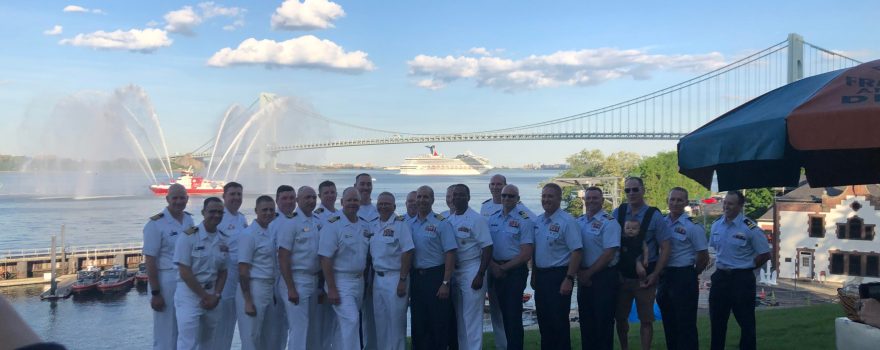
[370,192,414,350]
[214,182,247,350]
[319,188,372,350]
[313,180,339,349]
[355,174,379,350]
[144,183,193,350]
[174,197,228,350]
[237,196,278,350]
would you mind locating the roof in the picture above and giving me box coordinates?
[777,177,880,203]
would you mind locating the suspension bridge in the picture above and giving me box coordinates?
[182,33,862,169]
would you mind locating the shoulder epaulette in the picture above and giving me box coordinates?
[358,216,367,222]
[219,230,228,238]
[314,207,325,214]
[184,226,198,235]
[184,211,192,216]
[395,215,405,221]
[482,198,491,204]
[286,212,298,219]
[603,213,614,220]
[150,212,164,221]
[328,215,341,223]
[518,210,530,220]
[434,213,446,221]
[687,216,699,224]
[744,218,757,229]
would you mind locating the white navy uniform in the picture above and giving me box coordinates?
[357,203,379,350]
[480,198,533,350]
[143,208,194,350]
[274,208,322,350]
[173,223,227,350]
[213,208,247,350]
[448,207,493,350]
[319,214,372,350]
[311,204,340,350]
[266,212,290,350]
[236,220,278,350]
[369,215,415,350]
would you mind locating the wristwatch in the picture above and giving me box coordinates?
[151,289,161,296]
[566,274,576,282]
[442,280,449,286]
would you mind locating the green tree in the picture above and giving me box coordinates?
[556,149,640,216]
[632,151,711,209]
[744,188,774,219]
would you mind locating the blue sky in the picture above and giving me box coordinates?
[0,1,876,167]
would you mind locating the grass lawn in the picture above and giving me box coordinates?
[479,303,843,349]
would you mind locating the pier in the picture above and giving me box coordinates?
[0,242,143,286]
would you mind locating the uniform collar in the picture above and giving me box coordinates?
[585,209,608,221]
[723,213,745,225]
[319,203,336,213]
[667,211,691,225]
[224,207,240,218]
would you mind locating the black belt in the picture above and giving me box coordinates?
[413,265,444,275]
[715,268,753,275]
[535,266,567,273]
[493,259,511,265]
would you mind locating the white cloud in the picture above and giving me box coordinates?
[408,48,726,91]
[468,47,492,56]
[146,20,160,27]
[223,19,245,31]
[271,0,345,31]
[207,35,374,73]
[164,6,202,35]
[63,5,104,14]
[44,25,63,36]
[59,28,173,53]
[199,2,245,18]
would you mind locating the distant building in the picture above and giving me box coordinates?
[773,183,880,284]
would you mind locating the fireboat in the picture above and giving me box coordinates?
[149,168,225,195]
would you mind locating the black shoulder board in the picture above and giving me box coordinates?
[744,218,757,230]
[396,215,405,221]
[184,211,192,216]
[687,216,699,224]
[518,210,530,220]
[150,212,164,221]
[219,230,229,237]
[328,215,341,223]
[482,198,491,204]
[184,226,198,235]
[603,213,614,220]
[434,213,446,221]
[358,216,367,222]
[315,207,325,214]
[286,212,298,219]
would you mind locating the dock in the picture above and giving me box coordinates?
[1,242,143,287]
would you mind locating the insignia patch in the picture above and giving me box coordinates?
[734,233,747,240]
[509,220,520,228]
[518,210,530,220]
[457,227,471,233]
[603,213,614,220]
[363,229,372,238]
[686,216,698,224]
[743,218,756,230]
[395,215,405,222]
[675,226,687,234]
[591,221,602,229]
[184,226,198,235]
[549,223,560,233]
[194,246,205,251]
[384,228,394,236]
[286,212,298,219]
[315,207,325,214]
[328,216,341,223]
[425,224,436,232]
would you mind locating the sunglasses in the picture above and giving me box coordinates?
[624,187,641,194]
[501,194,518,199]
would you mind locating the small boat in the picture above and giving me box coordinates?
[150,167,225,195]
[135,262,148,284]
[71,266,101,294]
[97,265,134,293]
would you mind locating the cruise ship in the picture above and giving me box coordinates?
[399,146,494,176]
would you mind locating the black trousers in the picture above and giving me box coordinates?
[490,263,528,350]
[411,264,454,350]
[658,266,699,350]
[577,266,619,350]
[534,266,572,350]
[709,269,757,350]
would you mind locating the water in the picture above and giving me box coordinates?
[0,169,556,349]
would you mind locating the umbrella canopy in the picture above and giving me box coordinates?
[678,59,880,191]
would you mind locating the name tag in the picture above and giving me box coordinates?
[457,227,471,233]
[169,231,178,236]
[383,228,394,237]
[194,246,205,251]
[425,225,436,232]
[549,223,560,233]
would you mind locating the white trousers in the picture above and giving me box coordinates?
[326,273,365,350]
[488,282,508,350]
[174,282,220,350]
[236,278,275,350]
[318,292,339,349]
[362,275,377,350]
[371,271,408,350]
[152,269,178,350]
[279,272,319,350]
[453,262,487,350]
[266,278,289,350]
[212,265,239,350]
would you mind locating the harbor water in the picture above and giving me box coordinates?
[0,169,557,349]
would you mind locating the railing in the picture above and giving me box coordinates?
[0,242,143,260]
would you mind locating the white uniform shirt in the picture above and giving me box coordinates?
[238,221,277,279]
[577,210,621,268]
[219,208,247,269]
[318,215,371,273]
[313,204,338,226]
[173,223,227,284]
[447,208,493,265]
[143,208,194,270]
[370,215,415,272]
[275,208,321,274]
[480,200,536,218]
[358,203,379,223]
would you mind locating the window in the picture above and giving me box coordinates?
[836,216,876,240]
[849,255,863,276]
[868,256,880,277]
[809,216,825,238]
[830,253,845,274]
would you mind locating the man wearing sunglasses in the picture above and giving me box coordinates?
[612,177,672,350]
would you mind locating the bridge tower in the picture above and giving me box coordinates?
[258,92,279,170]
[787,33,804,83]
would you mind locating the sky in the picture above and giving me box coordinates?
[0,1,876,167]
